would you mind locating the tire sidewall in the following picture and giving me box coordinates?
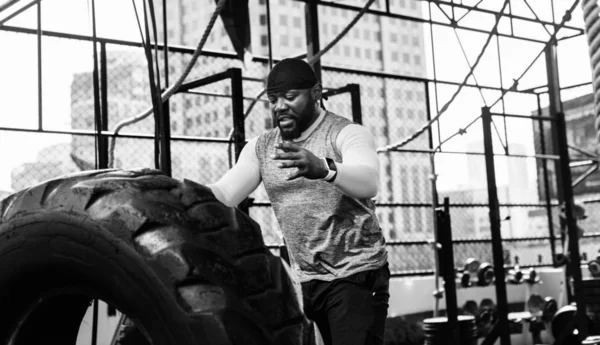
[0,211,201,345]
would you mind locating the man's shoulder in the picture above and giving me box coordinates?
[326,111,355,125]
[324,112,358,133]
[255,127,280,156]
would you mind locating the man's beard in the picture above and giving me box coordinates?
[277,100,316,141]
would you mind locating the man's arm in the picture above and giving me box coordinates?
[333,124,380,199]
[207,138,262,207]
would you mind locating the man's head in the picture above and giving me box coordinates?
[266,58,322,140]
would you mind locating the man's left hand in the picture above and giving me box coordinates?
[271,142,328,180]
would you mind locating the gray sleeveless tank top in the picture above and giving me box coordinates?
[255,112,387,282]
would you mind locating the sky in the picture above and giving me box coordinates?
[0,0,595,193]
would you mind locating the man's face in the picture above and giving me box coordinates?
[267,87,318,140]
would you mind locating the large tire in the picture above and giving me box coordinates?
[0,168,309,345]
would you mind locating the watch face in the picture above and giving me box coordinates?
[326,158,337,171]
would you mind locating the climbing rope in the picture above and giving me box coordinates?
[108,0,228,168]
[377,0,510,153]
[581,0,600,151]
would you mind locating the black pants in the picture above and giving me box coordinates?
[301,263,390,345]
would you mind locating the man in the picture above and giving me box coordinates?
[208,58,389,345]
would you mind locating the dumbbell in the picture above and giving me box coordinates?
[479,298,497,327]
[542,296,558,323]
[477,262,495,286]
[588,255,600,278]
[526,294,545,316]
[456,258,481,288]
[555,252,569,266]
[461,299,479,316]
[507,256,524,284]
[524,267,541,285]
[526,294,557,321]
[464,258,481,273]
[456,270,472,288]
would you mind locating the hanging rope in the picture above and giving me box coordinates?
[581,0,600,152]
[377,0,510,153]
[108,0,228,168]
[226,0,377,167]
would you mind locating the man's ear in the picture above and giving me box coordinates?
[312,83,323,101]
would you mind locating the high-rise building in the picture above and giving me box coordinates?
[532,93,600,199]
[153,0,430,242]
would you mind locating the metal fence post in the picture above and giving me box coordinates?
[436,197,460,344]
[304,0,321,82]
[547,41,587,340]
[536,94,557,267]
[99,43,109,169]
[230,67,250,216]
[159,97,172,177]
[230,68,245,161]
[481,106,511,345]
[349,83,363,125]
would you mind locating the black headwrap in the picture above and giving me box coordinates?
[266,58,318,95]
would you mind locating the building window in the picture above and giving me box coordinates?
[376,50,383,60]
[334,45,340,55]
[414,55,421,66]
[375,31,382,41]
[411,0,417,10]
[412,36,420,47]
[406,90,413,100]
[293,16,301,28]
[391,51,399,61]
[399,0,406,7]
[364,29,371,40]
[281,35,289,46]
[344,45,350,56]
[407,109,414,119]
[365,48,371,59]
[402,34,409,45]
[280,14,287,26]
[414,209,422,232]
[353,29,360,39]
[355,47,361,58]
[323,23,328,34]
[260,14,267,25]
[333,24,339,33]
[261,35,268,46]
[294,36,302,48]
[403,53,410,64]
[259,0,265,4]
[390,33,397,43]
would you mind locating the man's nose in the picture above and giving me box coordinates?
[273,97,288,111]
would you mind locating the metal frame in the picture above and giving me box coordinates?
[177,68,246,161]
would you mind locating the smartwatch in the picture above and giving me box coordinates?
[321,157,338,182]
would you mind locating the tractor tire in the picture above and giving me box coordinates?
[0,168,310,345]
